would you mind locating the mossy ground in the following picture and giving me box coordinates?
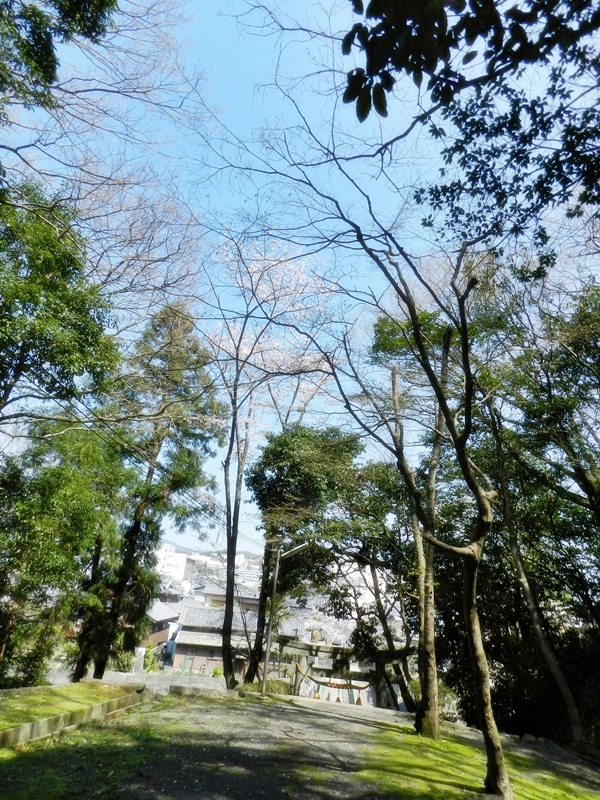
[361,723,600,799]
[241,679,292,695]
[0,683,130,731]
[0,694,598,799]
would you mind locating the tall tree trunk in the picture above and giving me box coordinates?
[373,659,388,708]
[222,407,250,690]
[369,561,416,712]
[72,637,92,683]
[72,533,104,682]
[417,540,439,738]
[489,404,584,744]
[412,513,440,738]
[245,543,272,683]
[390,365,440,737]
[221,529,238,688]
[464,555,514,800]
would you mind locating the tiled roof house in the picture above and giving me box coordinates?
[172,604,257,677]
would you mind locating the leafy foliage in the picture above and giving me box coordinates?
[0,0,117,110]
[246,423,362,540]
[0,183,117,420]
[343,1,600,249]
[343,0,600,114]
[0,428,128,687]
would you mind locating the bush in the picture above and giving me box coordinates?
[0,619,57,689]
[242,679,292,695]
[111,650,134,673]
[212,666,223,678]
[143,642,157,673]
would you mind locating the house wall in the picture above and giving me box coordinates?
[148,618,179,648]
[148,625,171,648]
[173,644,221,675]
[173,644,247,678]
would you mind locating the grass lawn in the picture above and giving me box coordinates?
[362,723,600,799]
[0,683,130,731]
[0,694,598,799]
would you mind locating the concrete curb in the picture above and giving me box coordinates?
[0,690,145,749]
[169,684,238,699]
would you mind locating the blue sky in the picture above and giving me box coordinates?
[156,2,441,554]
[39,2,441,556]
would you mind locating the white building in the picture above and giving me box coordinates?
[156,544,194,582]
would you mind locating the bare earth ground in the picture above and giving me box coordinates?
[1,693,600,799]
[0,694,392,800]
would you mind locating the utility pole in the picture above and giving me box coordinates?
[261,542,310,697]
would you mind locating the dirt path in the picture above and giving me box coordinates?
[0,694,405,800]
[2,692,599,799]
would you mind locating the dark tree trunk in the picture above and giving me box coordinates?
[370,561,416,713]
[221,396,249,690]
[72,640,91,682]
[510,530,584,744]
[373,660,388,708]
[463,555,514,800]
[222,531,238,689]
[92,514,144,680]
[92,648,110,680]
[381,659,400,711]
[245,544,272,683]
[72,533,104,682]
[91,437,162,681]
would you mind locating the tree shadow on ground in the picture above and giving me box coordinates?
[2,695,596,800]
[0,696,390,800]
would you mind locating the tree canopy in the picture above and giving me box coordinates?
[0,0,117,110]
[343,0,600,113]
[343,0,600,243]
[0,183,117,422]
[246,423,362,538]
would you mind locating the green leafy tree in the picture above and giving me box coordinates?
[318,461,419,712]
[0,0,117,111]
[0,424,129,686]
[72,303,226,681]
[473,274,600,744]
[18,421,137,685]
[333,311,455,738]
[0,183,117,424]
[245,423,361,684]
[434,464,598,744]
[249,444,418,711]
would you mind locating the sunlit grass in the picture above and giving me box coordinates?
[1,693,598,800]
[241,680,292,695]
[0,683,129,732]
[361,725,600,799]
